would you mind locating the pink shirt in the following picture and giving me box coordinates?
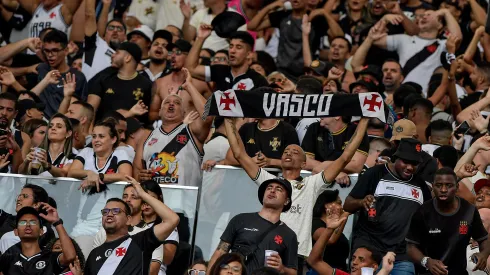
[227,0,257,40]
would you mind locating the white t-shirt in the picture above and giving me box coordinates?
[82,33,115,81]
[116,145,135,163]
[190,8,246,51]
[386,35,447,96]
[127,0,158,30]
[254,169,332,256]
[203,134,229,163]
[29,3,69,38]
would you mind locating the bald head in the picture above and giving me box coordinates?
[286,144,307,162]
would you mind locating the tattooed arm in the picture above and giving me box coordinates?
[208,240,231,272]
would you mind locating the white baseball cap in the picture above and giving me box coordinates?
[127,25,154,42]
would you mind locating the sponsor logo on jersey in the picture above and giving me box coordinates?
[148,138,158,146]
[35,261,46,269]
[14,261,22,267]
[105,249,113,257]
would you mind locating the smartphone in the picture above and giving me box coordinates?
[455,121,470,135]
[482,111,490,119]
[0,128,7,137]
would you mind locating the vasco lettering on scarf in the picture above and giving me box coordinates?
[263,93,333,117]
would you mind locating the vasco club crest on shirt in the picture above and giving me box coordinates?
[133,88,144,100]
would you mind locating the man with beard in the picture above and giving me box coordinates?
[36,29,88,118]
[140,30,173,82]
[0,92,29,173]
[92,183,164,275]
[382,60,404,104]
[344,138,432,274]
[407,168,490,275]
[83,0,127,81]
[83,177,180,275]
[87,42,152,123]
[149,39,211,120]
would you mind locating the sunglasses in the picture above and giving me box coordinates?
[18,220,39,226]
[170,50,187,56]
[101,208,127,216]
[188,270,206,275]
[107,25,124,32]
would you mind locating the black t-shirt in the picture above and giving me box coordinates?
[84,228,162,275]
[301,122,369,162]
[221,213,298,274]
[269,10,329,78]
[349,164,432,261]
[0,243,64,275]
[239,121,299,159]
[407,198,488,275]
[209,65,268,92]
[88,67,152,123]
[311,218,349,270]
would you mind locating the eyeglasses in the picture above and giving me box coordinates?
[268,77,285,84]
[211,57,228,62]
[170,50,187,56]
[101,208,127,216]
[188,270,206,275]
[220,264,242,273]
[17,194,32,199]
[107,25,125,32]
[18,220,39,226]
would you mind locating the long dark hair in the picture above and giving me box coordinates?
[93,118,120,149]
[209,253,247,275]
[44,237,86,270]
[312,190,340,218]
[141,180,164,224]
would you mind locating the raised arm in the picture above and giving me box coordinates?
[351,26,381,72]
[302,15,312,68]
[247,0,282,31]
[464,26,485,64]
[224,118,260,179]
[182,68,213,143]
[439,9,462,40]
[185,24,211,81]
[456,88,490,123]
[307,215,347,274]
[322,118,368,182]
[17,0,40,14]
[60,0,83,25]
[180,0,195,42]
[127,176,180,241]
[469,0,487,27]
[85,0,97,37]
[0,38,40,64]
[97,0,111,37]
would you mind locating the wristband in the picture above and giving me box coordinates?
[52,219,63,227]
[99,173,105,181]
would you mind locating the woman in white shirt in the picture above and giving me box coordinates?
[68,119,132,192]
[19,113,75,177]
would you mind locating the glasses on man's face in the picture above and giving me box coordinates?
[18,220,38,226]
[107,25,124,32]
[170,50,187,56]
[17,194,31,199]
[268,77,285,84]
[42,48,64,56]
[220,264,241,273]
[211,57,228,62]
[101,208,126,216]
[188,269,206,275]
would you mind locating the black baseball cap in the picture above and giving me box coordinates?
[16,206,42,227]
[229,31,254,49]
[258,177,293,212]
[172,39,192,53]
[393,138,423,163]
[212,11,246,38]
[16,99,45,121]
[354,65,382,83]
[153,29,174,50]
[306,60,335,77]
[349,78,378,93]
[117,42,142,64]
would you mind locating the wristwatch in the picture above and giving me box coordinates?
[52,219,63,227]
[421,257,429,269]
[99,173,105,181]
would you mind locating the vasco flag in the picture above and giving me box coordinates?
[203,89,395,124]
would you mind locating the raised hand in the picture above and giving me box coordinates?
[197,24,213,39]
[45,70,61,85]
[0,67,17,86]
[325,214,347,229]
[38,202,60,224]
[302,14,311,36]
[69,256,83,275]
[468,110,489,134]
[27,37,42,52]
[327,67,343,80]
[368,20,388,41]
[456,163,479,179]
[125,175,146,197]
[380,252,396,273]
[67,41,79,55]
[181,67,193,88]
[62,73,76,97]
[382,14,403,25]
[0,154,10,169]
[180,0,192,19]
[446,34,461,54]
[129,100,149,116]
[183,110,200,125]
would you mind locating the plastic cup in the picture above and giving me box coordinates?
[31,147,46,169]
[265,250,278,266]
[361,267,375,275]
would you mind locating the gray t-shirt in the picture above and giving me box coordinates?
[37,63,88,118]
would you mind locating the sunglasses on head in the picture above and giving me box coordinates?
[188,270,206,275]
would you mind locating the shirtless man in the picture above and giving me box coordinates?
[149,39,211,120]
